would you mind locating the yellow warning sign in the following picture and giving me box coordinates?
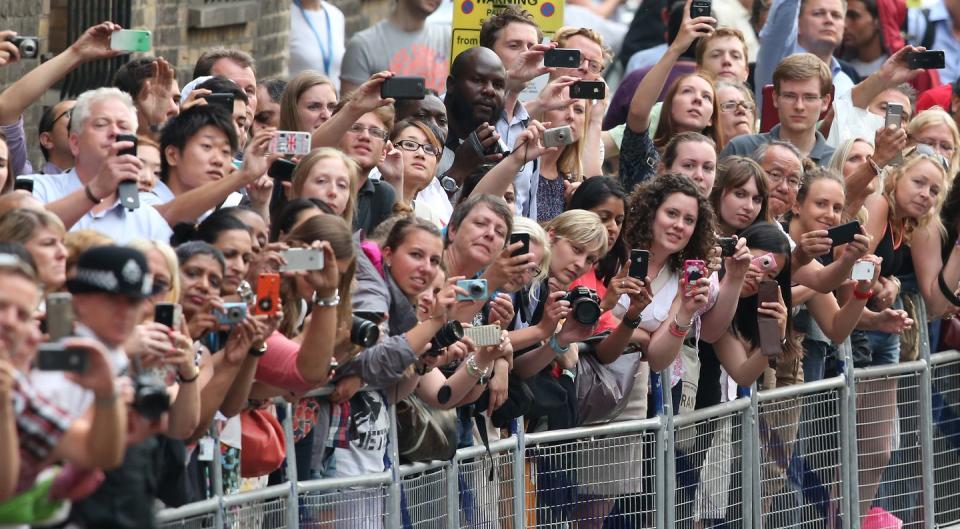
[451,0,565,61]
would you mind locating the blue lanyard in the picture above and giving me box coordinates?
[294,0,333,76]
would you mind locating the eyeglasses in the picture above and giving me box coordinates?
[720,100,756,112]
[574,57,605,75]
[347,123,389,141]
[395,139,441,157]
[766,168,803,190]
[904,143,951,173]
[777,92,823,105]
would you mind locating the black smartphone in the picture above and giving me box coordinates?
[36,343,88,372]
[268,158,297,182]
[691,0,712,18]
[154,303,181,328]
[570,80,605,100]
[510,233,530,257]
[380,76,426,100]
[630,249,649,280]
[205,93,235,115]
[116,133,140,210]
[544,48,581,68]
[717,236,737,257]
[908,50,945,70]
[826,220,861,247]
[13,177,33,193]
[45,293,74,341]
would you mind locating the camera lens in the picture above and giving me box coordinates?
[429,321,464,354]
[133,375,171,421]
[469,283,484,296]
[229,307,242,320]
[20,39,37,57]
[350,316,380,347]
[258,298,272,312]
[565,287,601,325]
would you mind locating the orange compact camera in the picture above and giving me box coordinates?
[254,273,281,316]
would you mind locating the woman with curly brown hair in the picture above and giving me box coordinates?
[571,173,714,528]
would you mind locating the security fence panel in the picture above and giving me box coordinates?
[672,398,751,529]
[221,483,290,529]
[297,473,393,528]
[756,377,846,529]
[156,498,220,529]
[523,418,661,529]
[454,437,520,529]
[854,361,927,529]
[930,351,960,527]
[399,460,450,529]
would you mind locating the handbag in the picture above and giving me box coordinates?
[396,394,459,463]
[240,407,286,478]
[576,339,644,425]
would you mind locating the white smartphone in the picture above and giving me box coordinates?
[270,131,312,156]
[851,260,876,281]
[110,30,152,52]
[280,248,324,272]
[464,324,501,347]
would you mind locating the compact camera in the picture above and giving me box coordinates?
[216,302,248,325]
[456,279,488,302]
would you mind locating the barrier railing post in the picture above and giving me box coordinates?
[650,371,666,529]
[281,401,300,529]
[512,418,526,529]
[736,385,752,529]
[660,369,675,529]
[918,314,936,529]
[447,455,460,529]
[210,424,225,527]
[839,338,859,529]
[386,400,403,528]
[746,383,761,529]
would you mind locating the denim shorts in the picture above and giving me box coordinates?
[861,329,901,367]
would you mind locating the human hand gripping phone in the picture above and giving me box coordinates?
[757,280,782,357]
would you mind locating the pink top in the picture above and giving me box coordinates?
[255,331,316,394]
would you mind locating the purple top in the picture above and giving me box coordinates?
[602,61,698,131]
[1,116,34,177]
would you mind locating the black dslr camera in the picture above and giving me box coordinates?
[565,286,602,325]
[350,316,380,347]
[429,321,464,357]
[133,371,170,421]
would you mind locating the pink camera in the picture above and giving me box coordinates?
[751,252,777,272]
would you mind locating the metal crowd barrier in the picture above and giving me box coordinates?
[157,349,960,529]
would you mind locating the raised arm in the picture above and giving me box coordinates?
[0,22,123,125]
[628,0,715,133]
[848,46,921,110]
[753,0,800,106]
[311,72,394,150]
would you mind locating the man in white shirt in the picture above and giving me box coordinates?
[28,87,173,244]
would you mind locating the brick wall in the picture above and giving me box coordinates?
[0,0,397,169]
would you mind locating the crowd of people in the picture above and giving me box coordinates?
[0,0,958,525]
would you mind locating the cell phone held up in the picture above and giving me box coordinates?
[908,50,945,70]
[110,29,152,53]
[851,259,876,281]
[756,280,781,357]
[45,293,74,342]
[826,220,861,247]
[268,158,297,182]
[154,303,182,329]
[630,249,649,280]
[205,93,235,115]
[682,259,707,287]
[570,81,605,100]
[116,133,140,211]
[254,273,281,316]
[691,0,712,18]
[380,77,426,100]
[510,233,530,258]
[269,131,312,155]
[280,247,324,272]
[544,48,581,68]
[36,343,88,372]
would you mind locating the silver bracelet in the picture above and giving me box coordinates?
[465,354,490,379]
[313,289,340,307]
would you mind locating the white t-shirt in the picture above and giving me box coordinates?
[289,1,346,92]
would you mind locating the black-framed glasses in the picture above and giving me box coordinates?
[395,139,441,157]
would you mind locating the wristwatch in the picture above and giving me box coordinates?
[249,342,268,357]
[440,174,460,193]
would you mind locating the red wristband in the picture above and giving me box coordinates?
[668,321,687,337]
[853,288,874,300]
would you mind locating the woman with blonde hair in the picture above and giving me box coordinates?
[0,208,68,293]
[287,147,360,228]
[279,70,338,133]
[907,107,960,181]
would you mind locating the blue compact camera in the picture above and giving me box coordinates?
[456,279,488,302]
[215,302,248,325]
